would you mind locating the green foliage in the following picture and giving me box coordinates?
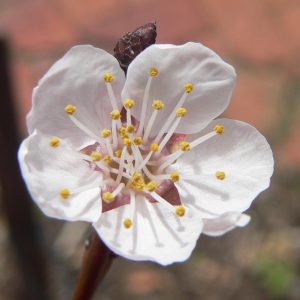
[255,257,295,299]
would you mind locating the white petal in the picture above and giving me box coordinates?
[122,43,236,136]
[203,212,251,236]
[172,119,274,216]
[18,131,103,222]
[27,45,125,149]
[93,196,203,265]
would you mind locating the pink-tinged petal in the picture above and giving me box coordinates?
[203,213,250,236]
[172,119,274,216]
[93,196,203,265]
[27,45,125,149]
[18,131,103,222]
[122,42,236,137]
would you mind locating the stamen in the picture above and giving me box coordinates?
[184,83,193,93]
[149,192,178,214]
[153,92,188,144]
[149,67,158,77]
[152,99,164,110]
[100,129,111,138]
[114,149,122,158]
[49,137,60,148]
[102,191,114,203]
[123,218,132,229]
[112,183,125,197]
[131,146,156,180]
[146,181,157,192]
[115,148,127,184]
[214,124,224,134]
[175,206,185,217]
[111,120,118,148]
[105,79,122,127]
[118,127,127,138]
[103,155,111,164]
[123,98,135,109]
[136,151,153,172]
[123,138,132,147]
[110,110,120,120]
[129,172,146,190]
[90,151,101,161]
[123,190,136,229]
[158,131,218,172]
[143,100,164,143]
[60,188,70,199]
[79,152,110,173]
[176,107,187,117]
[126,125,135,134]
[215,171,225,180]
[64,104,76,115]
[68,114,103,143]
[156,107,186,154]
[137,70,156,136]
[110,167,131,179]
[150,143,159,152]
[189,131,216,149]
[179,141,190,151]
[103,73,114,83]
[133,137,143,146]
[170,171,180,182]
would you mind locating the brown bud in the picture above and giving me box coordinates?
[113,22,157,73]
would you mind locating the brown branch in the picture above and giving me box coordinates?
[0,38,50,300]
[71,23,157,300]
[71,230,114,300]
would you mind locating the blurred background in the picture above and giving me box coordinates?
[0,0,300,299]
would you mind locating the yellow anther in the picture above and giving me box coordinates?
[110,110,120,120]
[150,143,159,152]
[152,99,165,110]
[64,104,76,115]
[129,172,145,190]
[214,124,224,135]
[103,73,114,83]
[134,137,143,146]
[146,181,157,192]
[170,171,180,182]
[149,67,158,77]
[103,155,111,164]
[123,138,132,147]
[123,218,133,229]
[215,171,225,180]
[100,129,111,138]
[179,141,190,151]
[126,125,135,134]
[114,149,122,158]
[176,206,185,217]
[118,127,127,138]
[176,107,187,117]
[49,137,60,148]
[123,98,135,109]
[184,83,193,93]
[102,192,114,203]
[131,172,142,181]
[60,188,70,199]
[90,151,101,161]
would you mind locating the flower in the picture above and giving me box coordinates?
[18,43,274,265]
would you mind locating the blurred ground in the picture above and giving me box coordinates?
[0,0,300,299]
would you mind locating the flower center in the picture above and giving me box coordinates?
[61,68,224,229]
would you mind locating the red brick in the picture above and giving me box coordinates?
[225,69,283,132]
[1,0,76,52]
[277,109,300,167]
